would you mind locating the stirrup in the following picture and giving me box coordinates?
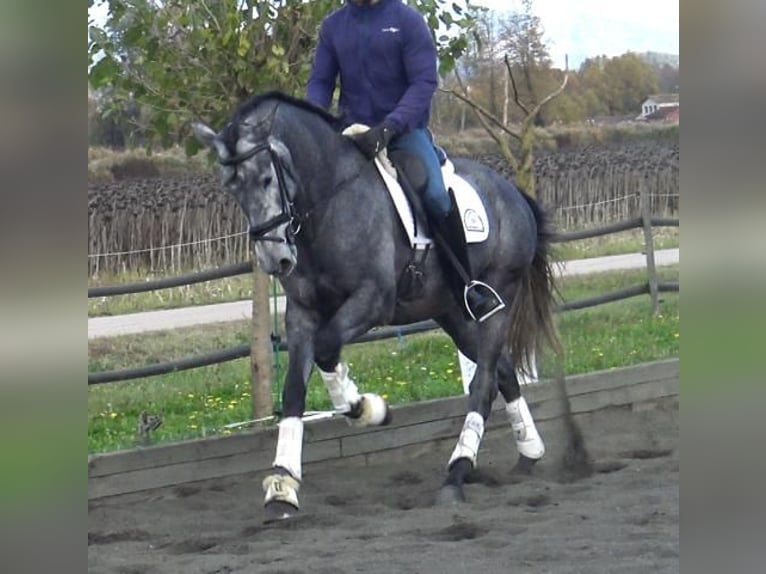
[464,280,506,322]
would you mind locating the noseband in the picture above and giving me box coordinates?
[219,141,301,244]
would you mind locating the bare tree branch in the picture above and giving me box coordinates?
[444,69,522,142]
[505,53,530,116]
[522,70,569,130]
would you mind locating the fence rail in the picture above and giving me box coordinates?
[88,262,253,298]
[88,194,679,396]
[87,216,678,299]
[87,280,679,385]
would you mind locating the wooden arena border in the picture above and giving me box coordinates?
[88,359,678,500]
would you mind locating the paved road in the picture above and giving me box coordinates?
[88,249,678,339]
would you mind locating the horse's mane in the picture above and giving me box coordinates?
[222,91,344,153]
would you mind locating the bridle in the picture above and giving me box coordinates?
[218,113,364,246]
[219,140,302,244]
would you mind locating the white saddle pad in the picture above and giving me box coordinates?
[375,158,490,248]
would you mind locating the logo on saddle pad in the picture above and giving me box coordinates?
[375,158,490,248]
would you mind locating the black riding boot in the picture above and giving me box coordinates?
[433,198,505,322]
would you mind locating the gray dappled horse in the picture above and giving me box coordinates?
[193,92,561,520]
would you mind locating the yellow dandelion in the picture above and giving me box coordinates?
[109,412,118,419]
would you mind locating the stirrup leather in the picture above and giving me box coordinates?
[464,280,506,322]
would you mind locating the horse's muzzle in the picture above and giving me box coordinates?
[275,257,295,277]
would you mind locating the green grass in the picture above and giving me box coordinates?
[87,228,678,317]
[88,266,679,454]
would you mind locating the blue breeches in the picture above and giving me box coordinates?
[389,128,450,219]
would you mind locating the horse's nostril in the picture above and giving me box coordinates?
[278,258,293,274]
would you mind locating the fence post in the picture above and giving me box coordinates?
[640,180,660,315]
[250,257,274,420]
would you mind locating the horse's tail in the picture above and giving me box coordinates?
[507,193,562,372]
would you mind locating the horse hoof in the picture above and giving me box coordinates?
[264,500,299,523]
[436,484,466,505]
[511,454,539,476]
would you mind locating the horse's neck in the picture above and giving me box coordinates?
[277,112,357,206]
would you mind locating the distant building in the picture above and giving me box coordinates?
[637,93,679,121]
[643,106,679,123]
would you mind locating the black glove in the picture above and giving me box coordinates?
[348,123,397,160]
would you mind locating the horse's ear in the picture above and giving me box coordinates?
[191,122,218,149]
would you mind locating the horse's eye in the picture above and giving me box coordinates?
[262,176,273,188]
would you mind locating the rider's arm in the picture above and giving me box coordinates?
[383,9,438,133]
[307,21,338,110]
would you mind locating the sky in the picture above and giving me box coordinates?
[474,0,679,69]
[89,0,679,71]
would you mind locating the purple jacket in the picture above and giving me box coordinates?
[306,0,438,133]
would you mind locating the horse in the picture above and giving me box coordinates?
[193,91,561,520]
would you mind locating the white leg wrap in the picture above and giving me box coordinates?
[448,411,485,468]
[353,393,388,427]
[262,474,301,509]
[505,396,545,459]
[272,417,303,480]
[319,363,361,413]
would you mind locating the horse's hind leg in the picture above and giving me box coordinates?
[497,351,545,474]
[435,312,506,503]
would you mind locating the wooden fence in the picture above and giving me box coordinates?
[88,358,679,499]
[88,186,679,421]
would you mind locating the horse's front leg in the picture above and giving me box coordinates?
[262,302,318,521]
[440,316,508,504]
[314,281,392,427]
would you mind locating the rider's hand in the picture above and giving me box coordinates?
[347,122,397,160]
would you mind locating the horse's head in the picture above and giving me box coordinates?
[193,114,299,278]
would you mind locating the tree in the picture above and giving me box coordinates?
[601,53,659,114]
[442,0,566,196]
[655,63,680,94]
[88,0,484,152]
[498,0,552,122]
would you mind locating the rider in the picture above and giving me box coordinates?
[306,0,504,321]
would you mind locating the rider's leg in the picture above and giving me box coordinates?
[389,129,450,219]
[389,129,504,321]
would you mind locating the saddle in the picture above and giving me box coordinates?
[342,124,489,247]
[376,148,490,249]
